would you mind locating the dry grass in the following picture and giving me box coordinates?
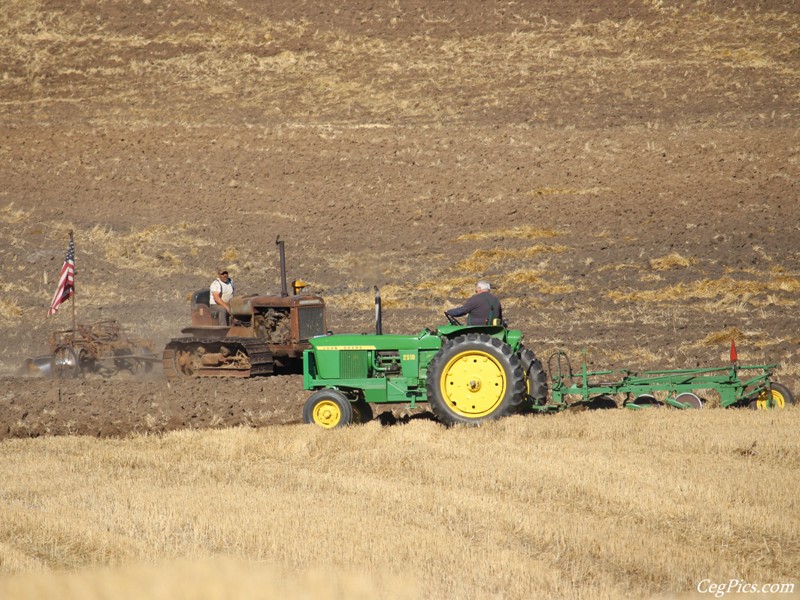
[418,276,479,296]
[700,327,746,346]
[596,261,647,273]
[0,559,415,600]
[219,247,239,263]
[84,224,209,275]
[8,217,216,280]
[779,360,800,380]
[499,269,580,295]
[649,252,695,271]
[0,411,798,599]
[601,346,666,367]
[455,245,570,274]
[324,284,420,311]
[0,204,32,225]
[608,276,800,307]
[529,187,610,197]
[0,298,24,321]
[455,227,563,242]
[0,3,798,595]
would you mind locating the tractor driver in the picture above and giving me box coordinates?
[210,267,234,326]
[445,280,503,326]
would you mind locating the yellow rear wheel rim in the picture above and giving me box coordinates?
[312,399,342,428]
[755,389,786,410]
[440,350,507,418]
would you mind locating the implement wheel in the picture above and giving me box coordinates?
[568,395,617,411]
[426,333,525,426]
[631,394,662,408]
[304,389,353,429]
[51,346,80,379]
[749,382,795,410]
[674,392,703,409]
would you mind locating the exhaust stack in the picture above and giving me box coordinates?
[374,286,382,335]
[276,236,289,297]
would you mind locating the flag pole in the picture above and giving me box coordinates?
[69,229,76,334]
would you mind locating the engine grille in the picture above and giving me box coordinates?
[298,306,325,341]
[339,350,369,379]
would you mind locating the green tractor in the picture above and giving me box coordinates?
[302,289,547,428]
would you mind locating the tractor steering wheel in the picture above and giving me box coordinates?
[444,311,462,326]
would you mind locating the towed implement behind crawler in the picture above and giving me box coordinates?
[24,319,158,378]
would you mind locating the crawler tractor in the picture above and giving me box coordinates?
[302,289,548,427]
[163,239,326,379]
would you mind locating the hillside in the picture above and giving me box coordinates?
[1,0,797,384]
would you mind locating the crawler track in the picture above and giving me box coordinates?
[162,337,274,380]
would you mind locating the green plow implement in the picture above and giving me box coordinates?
[544,350,794,411]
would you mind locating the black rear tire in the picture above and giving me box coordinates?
[352,401,374,424]
[426,333,525,426]
[519,346,548,406]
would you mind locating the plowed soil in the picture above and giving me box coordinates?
[1,0,798,439]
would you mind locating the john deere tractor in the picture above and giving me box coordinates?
[302,289,547,427]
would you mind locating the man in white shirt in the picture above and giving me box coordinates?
[209,268,234,326]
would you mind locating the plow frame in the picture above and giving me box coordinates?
[48,320,158,377]
[545,351,779,410]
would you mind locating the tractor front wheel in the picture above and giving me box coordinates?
[426,333,525,426]
[303,389,354,429]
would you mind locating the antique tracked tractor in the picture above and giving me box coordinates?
[302,288,548,428]
[163,238,326,379]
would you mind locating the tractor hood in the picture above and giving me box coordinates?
[310,330,442,352]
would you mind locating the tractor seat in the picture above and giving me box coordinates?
[192,289,211,308]
[189,288,228,327]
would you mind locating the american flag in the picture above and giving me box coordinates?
[48,237,75,317]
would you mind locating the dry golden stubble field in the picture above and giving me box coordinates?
[0,410,798,600]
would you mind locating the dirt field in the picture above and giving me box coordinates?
[0,0,798,435]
